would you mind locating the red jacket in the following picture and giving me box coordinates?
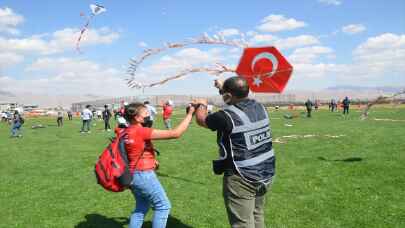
[163,105,173,120]
[124,125,157,171]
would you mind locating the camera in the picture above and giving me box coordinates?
[212,159,225,175]
[185,103,203,114]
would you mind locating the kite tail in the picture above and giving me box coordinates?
[76,15,94,53]
[360,89,405,120]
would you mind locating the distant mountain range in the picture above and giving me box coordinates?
[1,85,404,108]
[326,86,404,93]
[0,92,107,109]
[0,90,16,97]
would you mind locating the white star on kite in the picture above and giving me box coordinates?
[253,77,263,86]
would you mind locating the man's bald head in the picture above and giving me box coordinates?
[222,76,250,98]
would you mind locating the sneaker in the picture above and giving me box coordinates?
[80,131,85,134]
[107,129,111,132]
[87,131,91,134]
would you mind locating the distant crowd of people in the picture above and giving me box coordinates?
[303,96,351,118]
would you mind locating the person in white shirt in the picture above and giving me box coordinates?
[81,105,93,133]
[143,101,157,127]
[97,110,102,119]
[1,112,7,122]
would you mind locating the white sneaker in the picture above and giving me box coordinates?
[87,131,91,134]
[107,129,111,132]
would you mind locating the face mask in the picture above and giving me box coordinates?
[141,116,150,127]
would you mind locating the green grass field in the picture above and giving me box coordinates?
[1,106,405,228]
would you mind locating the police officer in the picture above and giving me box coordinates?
[194,77,275,228]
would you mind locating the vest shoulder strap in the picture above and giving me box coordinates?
[224,103,269,133]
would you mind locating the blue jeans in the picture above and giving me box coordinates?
[11,123,21,136]
[163,119,171,129]
[130,170,171,228]
[81,119,91,132]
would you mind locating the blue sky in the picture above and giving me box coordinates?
[1,0,404,96]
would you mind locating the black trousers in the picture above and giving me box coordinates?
[307,108,312,117]
[104,119,111,130]
[343,106,349,115]
[57,117,63,127]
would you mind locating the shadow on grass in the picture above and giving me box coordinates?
[75,214,192,228]
[75,214,128,228]
[143,216,193,228]
[156,172,205,185]
[318,156,363,162]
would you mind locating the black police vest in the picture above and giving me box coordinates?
[221,100,275,184]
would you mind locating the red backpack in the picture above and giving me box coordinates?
[95,129,132,192]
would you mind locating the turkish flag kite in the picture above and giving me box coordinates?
[236,47,293,93]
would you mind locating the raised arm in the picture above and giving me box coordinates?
[194,99,209,128]
[150,106,195,140]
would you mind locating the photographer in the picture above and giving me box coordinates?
[194,76,275,228]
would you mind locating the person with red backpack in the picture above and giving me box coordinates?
[123,102,195,228]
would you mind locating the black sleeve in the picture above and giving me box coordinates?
[205,111,233,133]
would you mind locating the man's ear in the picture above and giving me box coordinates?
[222,93,232,104]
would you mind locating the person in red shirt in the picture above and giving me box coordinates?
[162,101,173,129]
[123,102,195,228]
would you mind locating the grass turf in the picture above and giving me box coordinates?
[1,106,404,228]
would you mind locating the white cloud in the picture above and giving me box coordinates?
[218,28,240,37]
[289,46,334,64]
[0,27,119,55]
[249,34,278,44]
[0,52,24,68]
[0,58,131,96]
[274,35,320,50]
[0,7,24,35]
[249,34,319,49]
[256,15,306,32]
[291,33,405,82]
[246,31,257,37]
[352,33,405,75]
[318,0,342,6]
[342,24,366,35]
[293,63,343,78]
[138,41,148,48]
[142,48,224,76]
[26,58,102,73]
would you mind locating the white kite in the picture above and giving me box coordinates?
[76,4,107,53]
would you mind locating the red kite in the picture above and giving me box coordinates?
[236,47,293,93]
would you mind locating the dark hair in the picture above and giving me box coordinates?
[222,77,249,98]
[124,102,146,123]
[85,105,91,108]
[104,104,108,108]
[144,101,150,105]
